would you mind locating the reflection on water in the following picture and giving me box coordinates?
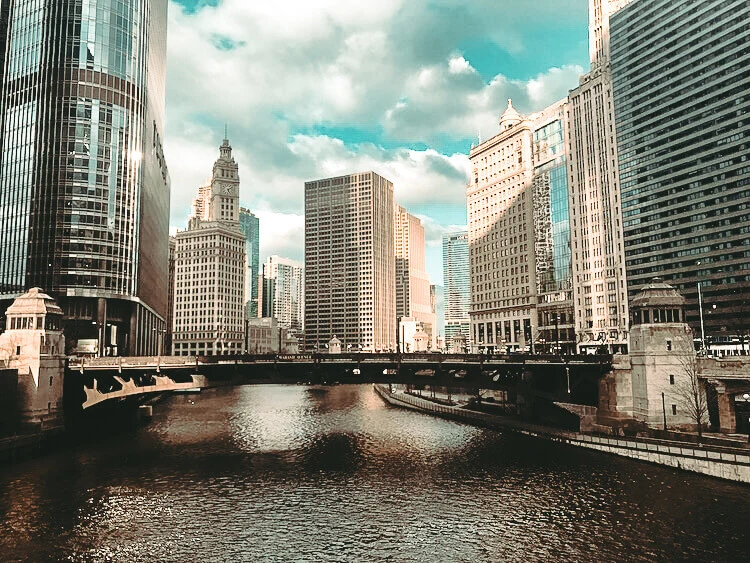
[0,385,748,562]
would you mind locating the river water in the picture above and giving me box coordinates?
[0,385,748,562]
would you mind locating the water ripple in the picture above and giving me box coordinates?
[0,385,748,562]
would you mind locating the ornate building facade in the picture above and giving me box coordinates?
[171,138,245,356]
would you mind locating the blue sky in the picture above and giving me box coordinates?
[165,0,589,284]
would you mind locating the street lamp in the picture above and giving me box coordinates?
[555,315,561,355]
[743,393,750,443]
[153,327,166,356]
[697,260,707,354]
[92,321,103,357]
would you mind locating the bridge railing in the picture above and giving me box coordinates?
[68,352,613,368]
[197,352,613,364]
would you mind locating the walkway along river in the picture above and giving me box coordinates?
[0,385,748,562]
[373,385,750,484]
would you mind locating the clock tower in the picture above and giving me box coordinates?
[207,136,240,223]
[173,133,249,357]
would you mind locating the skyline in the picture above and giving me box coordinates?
[165,0,590,284]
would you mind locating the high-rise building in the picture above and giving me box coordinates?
[304,171,395,352]
[468,99,578,353]
[532,100,575,353]
[0,0,171,356]
[468,101,537,353]
[588,0,636,69]
[611,0,750,345]
[260,255,304,332]
[565,0,631,353]
[166,236,176,354]
[394,205,435,349]
[172,138,245,356]
[239,208,260,319]
[430,284,445,342]
[442,232,470,351]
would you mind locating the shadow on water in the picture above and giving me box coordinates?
[301,432,365,473]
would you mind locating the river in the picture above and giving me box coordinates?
[0,385,748,562]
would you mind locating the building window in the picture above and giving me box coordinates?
[666,339,672,351]
[671,405,677,416]
[49,376,53,387]
[669,374,674,385]
[15,346,20,355]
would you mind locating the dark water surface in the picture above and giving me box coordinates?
[0,385,748,562]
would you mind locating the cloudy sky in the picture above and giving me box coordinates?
[166,0,589,284]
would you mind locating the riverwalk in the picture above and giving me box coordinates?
[373,384,750,484]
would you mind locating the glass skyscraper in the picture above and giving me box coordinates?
[239,208,260,319]
[442,231,470,350]
[0,0,170,355]
[611,0,750,342]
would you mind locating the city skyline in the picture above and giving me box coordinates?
[164,0,591,285]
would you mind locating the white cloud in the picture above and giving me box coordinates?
[164,0,586,268]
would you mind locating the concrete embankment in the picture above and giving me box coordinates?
[373,384,750,485]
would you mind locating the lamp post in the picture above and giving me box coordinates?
[92,321,103,357]
[153,327,167,356]
[697,261,707,354]
[555,315,561,355]
[661,391,668,431]
[743,393,750,442]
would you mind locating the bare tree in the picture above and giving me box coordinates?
[674,355,709,442]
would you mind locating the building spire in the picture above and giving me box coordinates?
[224,123,228,141]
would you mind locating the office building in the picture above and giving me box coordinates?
[394,205,435,349]
[442,232,470,350]
[468,100,537,353]
[246,317,298,354]
[611,0,750,344]
[0,0,171,355]
[304,171,395,352]
[469,99,580,353]
[430,284,445,342]
[172,138,245,356]
[239,208,260,319]
[566,0,631,353]
[260,255,304,332]
[166,236,176,354]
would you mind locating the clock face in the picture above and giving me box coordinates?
[222,183,234,196]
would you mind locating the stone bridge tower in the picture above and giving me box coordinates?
[0,288,66,433]
[629,278,698,428]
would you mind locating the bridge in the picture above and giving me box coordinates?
[66,353,613,413]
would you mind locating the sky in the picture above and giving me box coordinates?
[165,0,590,285]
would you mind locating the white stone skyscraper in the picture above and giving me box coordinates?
[394,205,435,349]
[468,99,576,353]
[261,255,304,332]
[565,0,632,353]
[304,171,395,352]
[468,101,536,353]
[172,137,246,356]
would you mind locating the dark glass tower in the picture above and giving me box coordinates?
[611,0,750,345]
[0,0,170,355]
[239,208,260,319]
